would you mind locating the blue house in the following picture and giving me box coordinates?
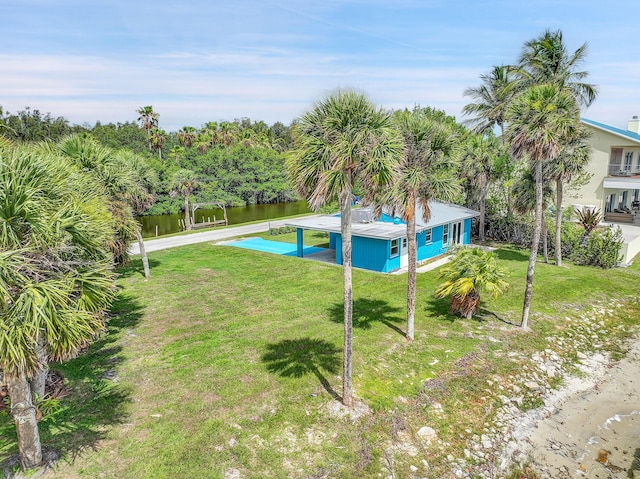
[286,201,480,273]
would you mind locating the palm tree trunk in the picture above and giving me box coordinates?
[184,196,192,231]
[339,192,353,407]
[6,372,42,469]
[542,218,549,263]
[522,160,544,329]
[479,174,487,241]
[406,198,416,341]
[136,228,150,280]
[28,337,48,399]
[555,178,563,266]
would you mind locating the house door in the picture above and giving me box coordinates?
[605,194,616,213]
[452,221,463,245]
[400,237,408,268]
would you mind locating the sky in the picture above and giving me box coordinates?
[2,0,639,132]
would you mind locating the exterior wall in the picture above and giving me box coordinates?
[463,218,472,244]
[564,127,636,211]
[333,234,399,272]
[326,217,476,273]
[417,225,446,261]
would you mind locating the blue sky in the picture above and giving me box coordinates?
[2,0,639,132]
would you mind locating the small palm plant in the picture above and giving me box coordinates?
[434,247,508,319]
[574,206,602,237]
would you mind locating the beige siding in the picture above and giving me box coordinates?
[564,126,640,211]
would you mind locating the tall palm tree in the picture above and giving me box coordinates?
[114,150,158,280]
[459,132,502,240]
[516,29,598,108]
[287,90,402,406]
[385,108,460,341]
[0,145,116,469]
[172,169,199,231]
[462,65,517,141]
[136,105,159,134]
[505,84,581,329]
[434,247,508,319]
[516,29,597,267]
[545,127,590,266]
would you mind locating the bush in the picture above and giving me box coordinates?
[268,225,296,236]
[571,226,623,268]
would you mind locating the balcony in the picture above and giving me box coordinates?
[607,164,640,176]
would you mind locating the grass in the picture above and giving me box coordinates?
[1,242,639,478]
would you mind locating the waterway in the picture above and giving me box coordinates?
[139,200,310,238]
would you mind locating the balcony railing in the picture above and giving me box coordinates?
[608,165,640,176]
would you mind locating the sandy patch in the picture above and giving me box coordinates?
[524,340,640,478]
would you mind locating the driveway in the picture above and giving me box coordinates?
[129,215,318,254]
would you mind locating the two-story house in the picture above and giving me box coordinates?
[567,117,640,222]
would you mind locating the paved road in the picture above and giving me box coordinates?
[129,215,318,254]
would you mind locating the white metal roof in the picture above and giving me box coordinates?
[286,201,479,240]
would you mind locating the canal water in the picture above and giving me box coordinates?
[139,200,311,238]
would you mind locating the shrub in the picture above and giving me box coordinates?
[571,226,623,268]
[268,225,296,236]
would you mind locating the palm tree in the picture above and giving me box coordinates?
[0,145,116,470]
[512,167,555,262]
[287,90,402,406]
[462,65,517,141]
[434,247,508,319]
[176,126,197,148]
[56,135,139,266]
[505,84,581,329]
[516,29,597,108]
[114,150,158,280]
[136,105,159,134]
[385,108,460,341]
[172,169,199,231]
[545,127,590,266]
[459,132,503,241]
[149,127,166,159]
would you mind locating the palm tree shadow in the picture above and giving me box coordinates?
[0,293,144,468]
[476,308,520,327]
[329,298,405,337]
[117,258,162,279]
[262,338,341,400]
[423,297,457,323]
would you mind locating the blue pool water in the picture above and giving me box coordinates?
[225,238,326,257]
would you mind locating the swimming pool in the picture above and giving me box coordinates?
[224,237,326,257]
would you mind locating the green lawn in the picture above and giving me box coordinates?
[1,242,639,478]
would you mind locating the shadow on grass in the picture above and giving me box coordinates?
[262,338,341,400]
[493,248,529,262]
[117,257,162,279]
[424,298,520,327]
[329,298,405,336]
[0,293,144,468]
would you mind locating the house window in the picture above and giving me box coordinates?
[443,224,450,245]
[425,228,432,244]
[390,239,399,257]
[402,237,407,249]
[624,152,633,171]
